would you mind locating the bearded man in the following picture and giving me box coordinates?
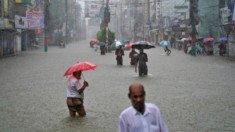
[118,83,169,132]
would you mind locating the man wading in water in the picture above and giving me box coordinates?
[115,46,124,65]
[66,70,89,117]
[129,48,137,65]
[135,49,148,76]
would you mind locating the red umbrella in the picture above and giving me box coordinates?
[90,39,99,44]
[125,43,134,49]
[64,62,97,79]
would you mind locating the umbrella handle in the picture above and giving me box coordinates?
[82,73,85,81]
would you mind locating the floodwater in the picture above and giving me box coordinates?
[0,40,235,131]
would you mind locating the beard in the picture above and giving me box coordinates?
[131,99,145,112]
[74,76,81,80]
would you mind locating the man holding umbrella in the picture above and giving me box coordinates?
[64,62,97,117]
[132,41,155,76]
[135,49,148,76]
[67,71,89,117]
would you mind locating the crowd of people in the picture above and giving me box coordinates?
[66,42,169,131]
[66,73,169,131]
[178,40,227,56]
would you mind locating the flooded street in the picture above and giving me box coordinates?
[0,40,235,132]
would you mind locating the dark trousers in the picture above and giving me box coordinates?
[196,51,201,55]
[116,56,123,65]
[101,51,105,55]
[209,51,213,55]
[139,66,148,76]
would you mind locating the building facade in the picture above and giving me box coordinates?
[0,0,50,58]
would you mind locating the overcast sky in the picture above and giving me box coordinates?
[77,0,189,18]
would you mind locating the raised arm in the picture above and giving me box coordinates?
[78,81,89,94]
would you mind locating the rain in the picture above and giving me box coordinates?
[0,0,235,131]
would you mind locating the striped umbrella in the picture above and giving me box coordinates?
[203,38,214,43]
[160,41,171,46]
[110,41,125,48]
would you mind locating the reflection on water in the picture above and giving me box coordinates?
[58,113,111,131]
[132,74,154,77]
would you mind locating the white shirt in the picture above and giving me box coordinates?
[119,103,169,132]
[66,75,84,99]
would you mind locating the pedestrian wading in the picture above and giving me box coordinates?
[116,46,124,65]
[135,49,148,76]
[66,71,89,117]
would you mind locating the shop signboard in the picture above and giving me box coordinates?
[26,11,44,19]
[15,15,28,29]
[186,11,190,19]
[26,11,44,29]
[16,0,31,3]
[228,32,235,56]
[163,16,170,27]
[28,19,44,29]
[180,15,185,20]
[35,28,43,34]
[85,1,103,18]
[159,32,163,42]
[228,3,235,23]
[180,24,186,28]
[171,18,179,26]
[91,4,98,11]
[0,17,4,29]
[220,7,229,24]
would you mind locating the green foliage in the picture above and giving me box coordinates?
[68,14,75,29]
[48,0,65,30]
[96,27,115,46]
[48,0,82,34]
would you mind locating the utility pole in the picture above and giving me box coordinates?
[143,24,144,40]
[104,0,109,52]
[61,0,64,47]
[43,0,48,52]
[65,0,68,44]
[133,0,138,42]
[189,0,199,56]
[75,2,77,42]
[121,0,123,39]
[147,0,151,42]
[44,30,47,52]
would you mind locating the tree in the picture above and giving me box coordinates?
[97,27,115,47]
[47,0,82,35]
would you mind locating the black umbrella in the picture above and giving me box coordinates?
[97,42,106,46]
[132,41,155,50]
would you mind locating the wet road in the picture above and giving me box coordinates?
[0,40,235,132]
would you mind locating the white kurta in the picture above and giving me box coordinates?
[119,103,168,132]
